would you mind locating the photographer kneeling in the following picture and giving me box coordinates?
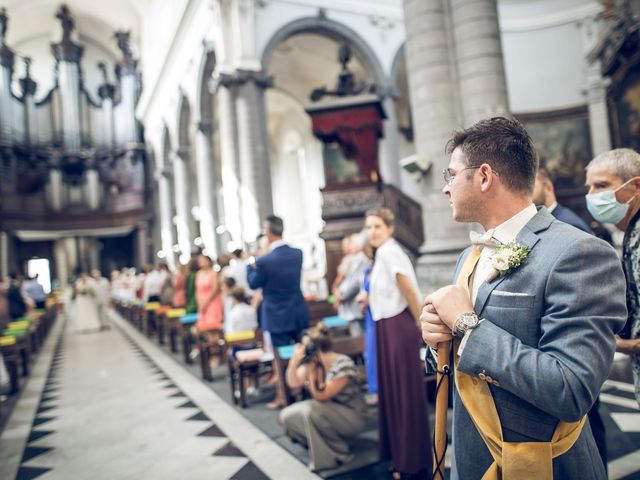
[279,323,367,471]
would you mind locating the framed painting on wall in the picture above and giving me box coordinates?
[609,61,640,152]
[517,106,593,220]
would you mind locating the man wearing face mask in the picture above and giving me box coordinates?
[586,147,640,407]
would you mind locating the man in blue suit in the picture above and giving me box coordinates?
[533,167,591,232]
[247,215,309,348]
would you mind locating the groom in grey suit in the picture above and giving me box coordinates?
[421,117,627,479]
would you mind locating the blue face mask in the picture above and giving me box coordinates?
[586,180,636,224]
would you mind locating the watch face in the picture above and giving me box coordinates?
[462,313,479,327]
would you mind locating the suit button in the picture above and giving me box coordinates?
[493,379,501,387]
[485,375,493,383]
[478,372,486,381]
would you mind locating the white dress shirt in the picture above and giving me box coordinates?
[369,238,420,321]
[225,302,258,333]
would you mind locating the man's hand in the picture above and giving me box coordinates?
[616,335,640,355]
[420,302,453,349]
[425,285,475,331]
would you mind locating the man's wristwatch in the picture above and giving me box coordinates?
[454,312,480,337]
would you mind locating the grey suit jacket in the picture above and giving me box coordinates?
[451,208,626,480]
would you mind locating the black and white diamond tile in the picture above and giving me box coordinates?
[599,380,640,480]
[9,323,272,480]
[15,339,65,479]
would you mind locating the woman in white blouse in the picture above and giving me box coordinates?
[365,208,431,479]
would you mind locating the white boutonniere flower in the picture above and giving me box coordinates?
[487,241,530,282]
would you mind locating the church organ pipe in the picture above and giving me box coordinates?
[0,54,13,143]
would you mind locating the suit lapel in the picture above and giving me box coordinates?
[473,209,553,315]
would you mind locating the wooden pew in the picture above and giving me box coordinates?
[225,330,273,408]
[179,313,198,364]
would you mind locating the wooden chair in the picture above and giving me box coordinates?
[178,313,198,364]
[225,330,274,408]
[332,335,365,362]
[154,305,172,345]
[142,302,161,338]
[197,328,225,381]
[0,337,23,394]
[163,308,187,353]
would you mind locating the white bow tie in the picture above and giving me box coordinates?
[469,230,501,249]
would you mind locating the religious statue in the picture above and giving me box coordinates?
[115,31,133,60]
[0,7,8,45]
[56,5,75,45]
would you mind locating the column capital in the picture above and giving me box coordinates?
[175,146,190,160]
[210,68,273,93]
[154,166,172,181]
[197,120,214,136]
[0,44,13,70]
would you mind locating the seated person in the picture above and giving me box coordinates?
[279,323,367,472]
[226,286,258,334]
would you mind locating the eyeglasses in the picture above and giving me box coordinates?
[443,166,480,185]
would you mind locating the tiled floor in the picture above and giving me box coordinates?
[1,305,639,480]
[0,309,316,480]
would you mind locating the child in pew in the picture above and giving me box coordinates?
[225,286,258,335]
[222,276,236,326]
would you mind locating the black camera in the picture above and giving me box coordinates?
[300,341,318,364]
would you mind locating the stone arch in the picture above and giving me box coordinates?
[261,16,387,87]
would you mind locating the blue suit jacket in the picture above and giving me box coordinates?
[246,244,309,334]
[451,209,626,479]
[551,204,592,233]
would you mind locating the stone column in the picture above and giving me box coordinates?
[403,0,468,290]
[585,71,611,155]
[54,239,70,286]
[47,155,64,211]
[156,168,176,268]
[580,16,612,156]
[135,223,149,268]
[235,70,274,244]
[172,150,192,264]
[450,0,510,126]
[379,94,402,187]
[215,75,243,245]
[0,36,14,143]
[85,162,101,210]
[195,121,220,257]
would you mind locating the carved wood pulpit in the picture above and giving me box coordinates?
[305,91,423,289]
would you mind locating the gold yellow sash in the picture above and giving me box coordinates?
[454,247,586,480]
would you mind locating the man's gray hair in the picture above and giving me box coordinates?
[587,148,640,181]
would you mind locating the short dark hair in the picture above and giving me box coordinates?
[265,215,284,237]
[230,286,247,303]
[446,117,538,193]
[537,165,551,183]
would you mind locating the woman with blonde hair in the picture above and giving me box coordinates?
[365,208,431,479]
